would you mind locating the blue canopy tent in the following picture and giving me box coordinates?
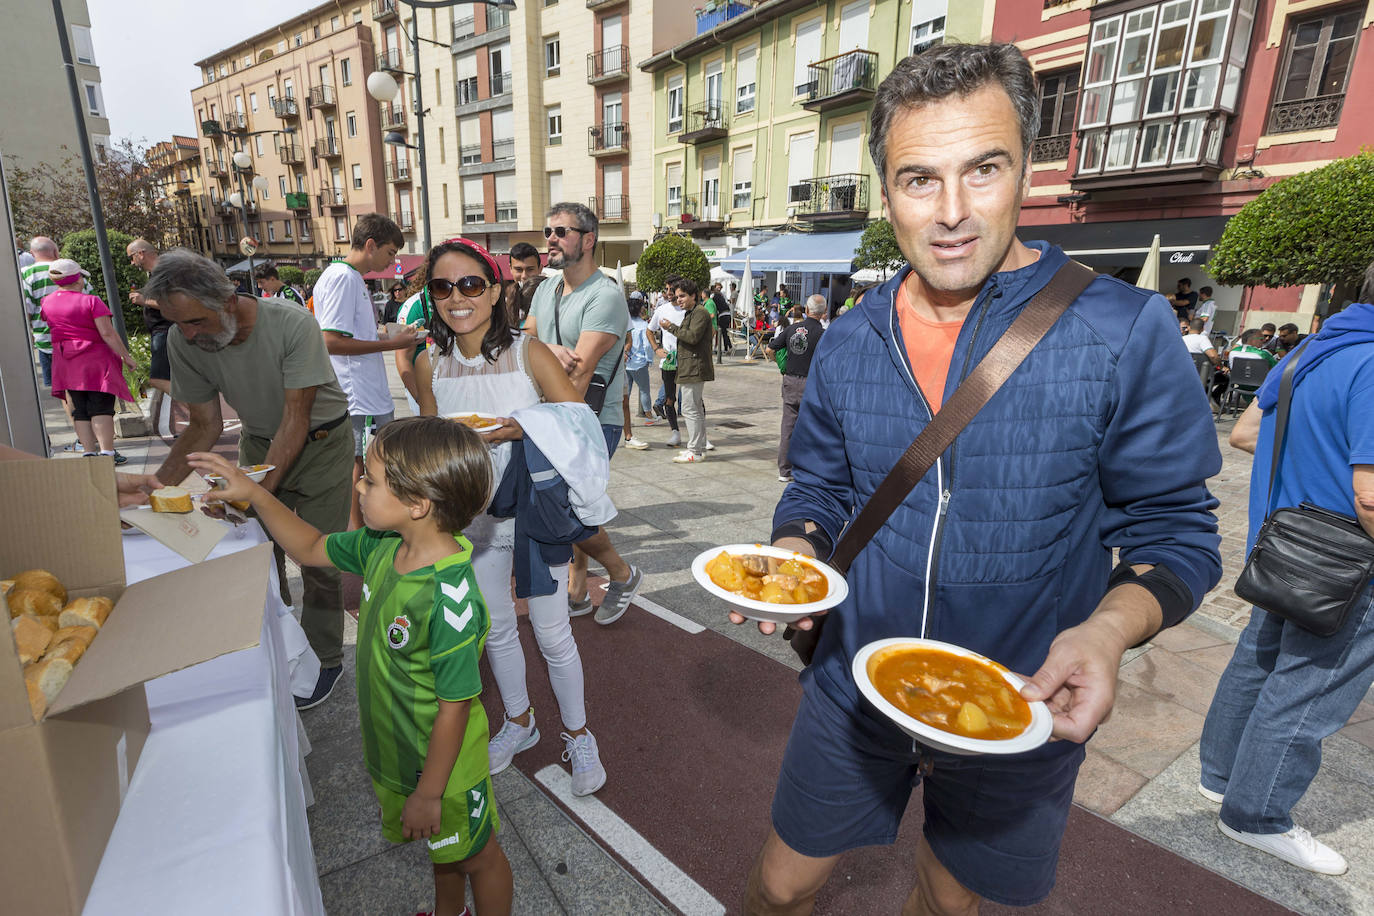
[717,230,863,276]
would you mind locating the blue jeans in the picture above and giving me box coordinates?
[39,350,52,387]
[1199,584,1374,834]
[625,365,651,415]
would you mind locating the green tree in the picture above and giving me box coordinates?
[853,218,905,277]
[277,265,305,287]
[61,228,143,333]
[303,267,325,294]
[636,233,710,294]
[1208,150,1374,303]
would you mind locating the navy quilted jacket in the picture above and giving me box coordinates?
[776,242,1222,746]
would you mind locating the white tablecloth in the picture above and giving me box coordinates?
[83,522,325,916]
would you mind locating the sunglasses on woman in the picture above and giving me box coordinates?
[543,225,589,240]
[426,275,492,300]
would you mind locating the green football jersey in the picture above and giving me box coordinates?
[326,528,491,795]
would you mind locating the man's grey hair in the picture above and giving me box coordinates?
[1361,258,1374,302]
[127,238,157,255]
[142,248,238,311]
[868,43,1039,191]
[547,202,599,245]
[29,236,58,257]
[806,294,827,317]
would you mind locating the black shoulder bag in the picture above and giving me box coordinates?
[553,279,621,415]
[784,262,1096,664]
[1233,338,1374,636]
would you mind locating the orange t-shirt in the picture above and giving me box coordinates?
[895,278,964,413]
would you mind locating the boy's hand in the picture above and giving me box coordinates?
[401,790,443,840]
[187,452,258,505]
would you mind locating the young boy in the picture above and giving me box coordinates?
[189,417,512,916]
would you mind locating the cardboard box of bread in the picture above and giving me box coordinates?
[0,456,272,916]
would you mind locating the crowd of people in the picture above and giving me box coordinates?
[12,38,1372,916]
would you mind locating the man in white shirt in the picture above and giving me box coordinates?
[312,213,424,528]
[1182,317,1222,372]
[1195,285,1217,335]
[648,279,686,448]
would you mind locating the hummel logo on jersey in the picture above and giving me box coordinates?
[386,615,411,649]
[469,788,486,821]
[441,580,475,633]
[362,583,371,602]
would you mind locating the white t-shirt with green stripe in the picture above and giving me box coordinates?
[21,261,93,353]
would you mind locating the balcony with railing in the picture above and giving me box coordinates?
[591,195,629,223]
[587,45,629,84]
[376,48,403,73]
[394,208,415,231]
[587,0,625,7]
[271,96,299,119]
[279,143,305,165]
[309,84,336,109]
[379,103,407,131]
[456,77,479,106]
[315,137,342,159]
[588,122,628,156]
[201,120,222,137]
[490,71,512,97]
[1268,93,1346,134]
[223,111,249,131]
[678,193,724,232]
[492,138,515,160]
[801,50,878,112]
[319,187,348,209]
[205,161,226,178]
[496,200,517,222]
[386,161,412,182]
[372,0,398,22]
[677,102,727,144]
[460,143,482,165]
[1031,134,1072,163]
[486,6,509,29]
[794,174,869,223]
[285,192,311,211]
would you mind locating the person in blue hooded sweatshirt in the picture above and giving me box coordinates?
[1198,266,1374,877]
[734,44,1223,915]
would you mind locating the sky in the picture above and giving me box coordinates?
[88,0,308,146]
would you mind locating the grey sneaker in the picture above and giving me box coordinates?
[488,711,539,775]
[595,565,642,625]
[561,730,607,796]
[569,591,594,617]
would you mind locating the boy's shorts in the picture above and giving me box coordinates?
[771,683,1085,907]
[371,774,498,864]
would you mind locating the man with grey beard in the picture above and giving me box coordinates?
[143,248,354,710]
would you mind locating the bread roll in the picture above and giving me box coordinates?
[25,657,73,705]
[45,637,88,665]
[26,679,46,721]
[11,569,66,605]
[59,596,114,630]
[150,486,193,513]
[8,588,62,619]
[11,615,54,664]
[52,625,96,649]
[0,578,14,597]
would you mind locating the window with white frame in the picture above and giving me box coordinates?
[216,225,224,244]
[665,163,682,217]
[255,136,264,156]
[911,17,945,55]
[736,47,756,114]
[279,176,288,196]
[284,218,292,240]
[83,81,104,117]
[793,19,823,96]
[300,219,311,240]
[667,75,684,133]
[460,115,481,163]
[352,164,363,189]
[462,177,484,224]
[268,223,277,242]
[495,173,517,222]
[731,148,753,210]
[340,58,352,85]
[546,105,562,145]
[492,109,515,159]
[347,111,357,137]
[545,35,561,76]
[334,216,347,239]
[72,25,95,65]
[548,171,563,206]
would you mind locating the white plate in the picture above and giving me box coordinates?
[853,637,1053,756]
[442,411,503,434]
[691,544,848,624]
[203,463,276,486]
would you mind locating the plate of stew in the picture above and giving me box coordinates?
[443,411,503,433]
[691,544,847,624]
[853,638,1052,755]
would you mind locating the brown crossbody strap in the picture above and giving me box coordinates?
[828,261,1095,574]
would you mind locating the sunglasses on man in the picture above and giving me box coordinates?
[543,225,589,240]
[427,275,493,300]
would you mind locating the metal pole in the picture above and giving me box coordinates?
[50,0,127,341]
[409,5,432,252]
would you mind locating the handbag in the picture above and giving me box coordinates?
[553,280,621,415]
[784,262,1097,664]
[1232,338,1374,636]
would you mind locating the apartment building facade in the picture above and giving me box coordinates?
[995,0,1374,330]
[146,136,208,253]
[639,0,987,297]
[190,3,391,269]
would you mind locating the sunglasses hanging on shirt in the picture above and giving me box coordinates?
[426,275,492,300]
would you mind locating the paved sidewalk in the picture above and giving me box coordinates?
[44,342,1374,915]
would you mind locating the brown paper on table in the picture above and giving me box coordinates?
[119,504,230,563]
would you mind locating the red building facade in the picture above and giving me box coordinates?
[994,0,1373,332]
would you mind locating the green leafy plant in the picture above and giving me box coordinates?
[122,332,151,398]
[277,265,305,287]
[303,267,325,295]
[854,218,906,277]
[635,233,710,294]
[60,228,143,333]
[1208,150,1374,303]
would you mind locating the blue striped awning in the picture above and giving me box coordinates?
[718,230,863,274]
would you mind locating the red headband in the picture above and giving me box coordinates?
[441,236,502,282]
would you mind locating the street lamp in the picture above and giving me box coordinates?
[366,1,517,253]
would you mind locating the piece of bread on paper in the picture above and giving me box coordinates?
[58,596,113,630]
[150,486,194,513]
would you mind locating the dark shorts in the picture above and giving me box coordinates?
[38,350,52,387]
[69,390,117,421]
[772,684,1085,907]
[601,423,622,459]
[149,329,171,382]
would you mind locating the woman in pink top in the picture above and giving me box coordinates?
[40,259,136,460]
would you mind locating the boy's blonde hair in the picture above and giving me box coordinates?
[368,417,492,533]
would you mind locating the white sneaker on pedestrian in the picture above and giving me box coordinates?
[488,712,539,775]
[705,440,715,451]
[672,451,706,463]
[561,730,607,796]
[1198,783,1224,804]
[1217,820,1348,875]
[778,474,794,483]
[624,436,649,450]
[667,431,681,447]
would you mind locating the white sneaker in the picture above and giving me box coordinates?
[561,730,607,796]
[1198,783,1224,804]
[672,450,706,463]
[705,440,716,451]
[667,431,681,447]
[1217,820,1348,875]
[488,711,539,776]
[624,436,649,450]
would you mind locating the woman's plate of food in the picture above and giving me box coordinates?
[853,637,1052,756]
[443,412,503,433]
[202,463,275,486]
[691,544,847,624]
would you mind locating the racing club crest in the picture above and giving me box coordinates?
[387,615,411,649]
